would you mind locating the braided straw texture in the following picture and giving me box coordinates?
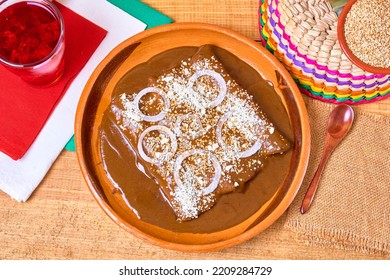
[259,0,390,104]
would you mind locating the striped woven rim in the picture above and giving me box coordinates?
[258,0,390,104]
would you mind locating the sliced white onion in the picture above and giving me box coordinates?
[236,139,261,158]
[158,118,172,127]
[188,69,227,108]
[174,149,221,195]
[134,87,170,122]
[174,113,203,139]
[216,110,262,158]
[137,125,177,165]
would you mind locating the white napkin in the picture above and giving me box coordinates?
[0,0,146,201]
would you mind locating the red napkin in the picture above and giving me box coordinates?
[0,1,107,160]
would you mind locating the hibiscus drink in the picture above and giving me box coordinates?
[0,0,65,86]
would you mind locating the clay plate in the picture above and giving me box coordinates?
[338,0,390,75]
[75,23,310,252]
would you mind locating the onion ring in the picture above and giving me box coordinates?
[188,69,227,108]
[137,125,177,164]
[134,87,170,122]
[174,149,222,195]
[216,111,262,158]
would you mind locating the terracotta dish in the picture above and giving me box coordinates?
[75,23,310,252]
[338,0,390,75]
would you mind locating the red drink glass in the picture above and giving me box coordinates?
[0,0,65,86]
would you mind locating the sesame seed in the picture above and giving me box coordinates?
[115,53,283,221]
[344,0,390,68]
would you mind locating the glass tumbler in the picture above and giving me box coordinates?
[0,0,65,86]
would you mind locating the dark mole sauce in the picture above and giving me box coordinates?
[99,46,293,233]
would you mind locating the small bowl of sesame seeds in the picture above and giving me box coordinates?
[337,0,390,74]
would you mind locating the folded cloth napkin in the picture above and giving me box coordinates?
[0,1,107,160]
[284,96,390,255]
[0,0,146,201]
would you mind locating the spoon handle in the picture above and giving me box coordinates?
[300,144,333,214]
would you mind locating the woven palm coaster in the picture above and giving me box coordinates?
[259,0,390,104]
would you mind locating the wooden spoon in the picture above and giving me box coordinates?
[300,104,354,214]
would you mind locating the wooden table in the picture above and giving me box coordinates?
[0,0,389,260]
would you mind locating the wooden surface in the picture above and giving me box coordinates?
[1,0,389,260]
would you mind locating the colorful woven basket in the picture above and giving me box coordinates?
[258,0,390,104]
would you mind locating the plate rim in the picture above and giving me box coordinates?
[75,22,311,252]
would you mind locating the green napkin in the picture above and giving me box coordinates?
[65,0,173,151]
[64,135,75,150]
[108,0,173,29]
